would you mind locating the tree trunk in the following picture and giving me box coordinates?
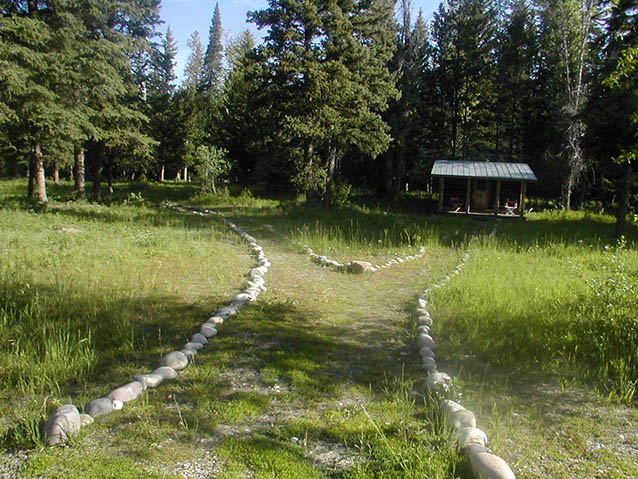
[75,147,86,199]
[106,162,113,194]
[89,141,104,201]
[383,154,394,197]
[53,161,59,184]
[615,162,633,239]
[183,166,188,182]
[27,155,35,200]
[34,143,47,203]
[211,177,216,195]
[160,164,165,182]
[324,146,338,206]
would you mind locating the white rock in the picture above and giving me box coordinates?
[451,409,476,429]
[207,316,224,325]
[153,366,178,380]
[108,381,144,403]
[184,341,204,351]
[112,400,124,410]
[351,261,373,274]
[418,298,427,308]
[418,316,433,327]
[161,351,189,370]
[234,292,253,303]
[419,346,435,358]
[200,323,218,337]
[470,451,516,479]
[417,325,430,335]
[218,305,238,317]
[85,398,114,418]
[133,373,163,388]
[422,356,437,371]
[440,399,465,416]
[416,333,435,349]
[44,405,81,446]
[191,333,208,345]
[457,427,488,448]
[180,348,197,358]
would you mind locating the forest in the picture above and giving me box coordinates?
[1,0,637,230]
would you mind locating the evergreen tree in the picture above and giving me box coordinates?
[0,1,86,202]
[382,1,430,197]
[249,0,398,202]
[148,26,187,181]
[494,0,538,163]
[587,0,638,236]
[202,2,224,94]
[184,31,205,89]
[430,0,499,161]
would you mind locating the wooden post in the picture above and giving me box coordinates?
[520,182,527,217]
[465,178,471,215]
[494,180,501,216]
[438,177,444,212]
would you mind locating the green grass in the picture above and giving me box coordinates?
[2,178,637,479]
[0,181,253,451]
[431,210,638,403]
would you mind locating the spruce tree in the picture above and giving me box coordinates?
[202,2,224,94]
[184,31,205,89]
[249,0,398,202]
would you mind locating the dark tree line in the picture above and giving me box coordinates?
[1,0,637,227]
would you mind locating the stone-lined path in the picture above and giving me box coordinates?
[35,209,638,479]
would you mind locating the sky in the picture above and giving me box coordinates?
[159,0,443,83]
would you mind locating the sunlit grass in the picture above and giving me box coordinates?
[431,211,638,403]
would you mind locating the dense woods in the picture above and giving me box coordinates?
[1,1,636,221]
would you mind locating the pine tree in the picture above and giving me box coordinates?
[249,0,398,202]
[184,31,205,89]
[202,2,224,94]
[588,0,638,236]
[431,0,499,162]
[382,1,430,197]
[149,26,187,181]
[494,0,538,162]
[0,1,85,202]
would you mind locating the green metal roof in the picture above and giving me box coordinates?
[431,161,537,182]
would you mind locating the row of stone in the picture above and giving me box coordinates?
[43,208,269,446]
[305,246,427,274]
[418,223,515,479]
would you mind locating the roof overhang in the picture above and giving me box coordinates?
[431,161,538,182]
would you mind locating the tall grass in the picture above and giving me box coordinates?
[265,204,477,256]
[431,211,638,403]
[0,193,252,449]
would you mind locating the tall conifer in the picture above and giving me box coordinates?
[202,2,224,94]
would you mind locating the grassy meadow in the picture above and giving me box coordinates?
[0,178,636,478]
